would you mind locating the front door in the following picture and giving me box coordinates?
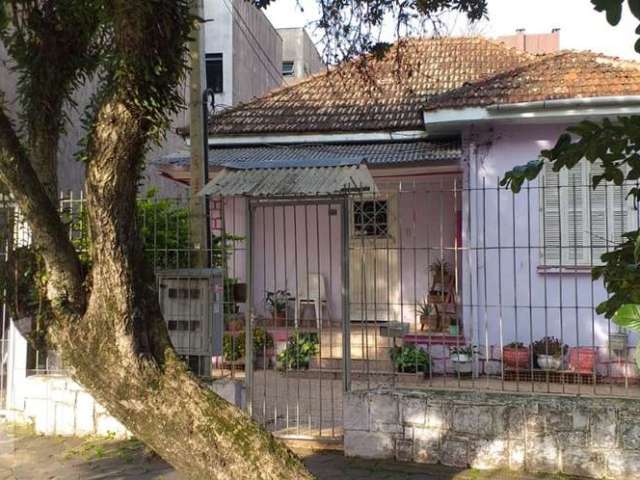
[349,192,400,323]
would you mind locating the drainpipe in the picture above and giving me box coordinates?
[486,96,640,112]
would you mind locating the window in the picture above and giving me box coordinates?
[282,61,295,77]
[353,200,389,238]
[540,161,636,266]
[205,53,223,93]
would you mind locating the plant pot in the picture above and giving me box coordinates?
[450,353,473,374]
[419,315,438,331]
[254,352,271,370]
[273,311,287,327]
[568,347,596,374]
[233,283,247,303]
[537,354,562,371]
[503,347,530,370]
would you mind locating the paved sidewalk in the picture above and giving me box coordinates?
[0,423,578,480]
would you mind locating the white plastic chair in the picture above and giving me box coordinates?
[295,273,330,328]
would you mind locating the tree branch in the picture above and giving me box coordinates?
[0,101,85,316]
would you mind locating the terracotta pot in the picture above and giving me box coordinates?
[233,283,247,303]
[568,347,596,374]
[420,314,439,332]
[273,311,287,327]
[503,347,531,370]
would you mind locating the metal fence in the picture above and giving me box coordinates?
[1,178,639,437]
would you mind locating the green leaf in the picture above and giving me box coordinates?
[634,235,640,263]
[635,37,640,53]
[630,0,640,19]
[614,304,640,331]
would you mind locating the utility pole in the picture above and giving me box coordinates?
[189,0,210,268]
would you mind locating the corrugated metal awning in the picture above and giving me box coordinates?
[198,164,376,198]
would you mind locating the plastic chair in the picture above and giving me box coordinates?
[295,273,330,328]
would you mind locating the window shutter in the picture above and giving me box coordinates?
[541,163,561,265]
[589,162,608,263]
[612,183,630,246]
[565,165,586,264]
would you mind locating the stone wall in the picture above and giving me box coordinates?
[344,388,640,479]
[10,375,130,439]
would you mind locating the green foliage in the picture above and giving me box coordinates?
[222,328,274,362]
[253,327,274,352]
[223,333,245,362]
[277,331,319,370]
[389,344,430,373]
[613,304,640,331]
[591,0,640,52]
[531,337,568,358]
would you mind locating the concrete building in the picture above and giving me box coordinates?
[278,27,326,83]
[204,0,284,109]
[497,28,561,54]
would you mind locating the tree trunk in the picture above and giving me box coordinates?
[1,2,315,477]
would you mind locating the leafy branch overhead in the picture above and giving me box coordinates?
[592,0,640,51]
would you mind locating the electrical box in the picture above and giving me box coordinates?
[157,269,224,376]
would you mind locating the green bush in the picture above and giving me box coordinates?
[222,328,274,362]
[277,331,319,370]
[389,344,430,374]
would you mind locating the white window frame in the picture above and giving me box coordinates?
[539,160,637,267]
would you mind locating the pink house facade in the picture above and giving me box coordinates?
[157,37,640,391]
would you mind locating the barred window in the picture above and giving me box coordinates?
[353,200,389,238]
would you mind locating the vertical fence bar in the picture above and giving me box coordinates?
[341,196,352,393]
[244,202,253,417]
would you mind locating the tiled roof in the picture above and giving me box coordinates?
[424,51,640,111]
[157,140,461,169]
[207,37,534,135]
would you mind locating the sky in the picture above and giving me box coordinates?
[265,0,639,60]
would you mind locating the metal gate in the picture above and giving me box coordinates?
[246,198,349,439]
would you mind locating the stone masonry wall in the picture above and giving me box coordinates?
[8,375,245,439]
[344,388,640,479]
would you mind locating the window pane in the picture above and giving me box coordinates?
[206,53,223,93]
[282,61,295,76]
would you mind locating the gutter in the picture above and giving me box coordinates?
[424,96,640,130]
[486,95,640,112]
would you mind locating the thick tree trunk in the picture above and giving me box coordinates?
[1,2,315,478]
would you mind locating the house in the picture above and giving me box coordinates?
[157,35,640,383]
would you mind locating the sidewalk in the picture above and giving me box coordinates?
[0,423,579,479]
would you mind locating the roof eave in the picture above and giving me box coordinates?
[423,97,640,132]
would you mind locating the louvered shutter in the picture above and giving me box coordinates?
[541,163,561,265]
[564,164,586,264]
[589,162,608,264]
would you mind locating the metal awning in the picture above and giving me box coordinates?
[198,163,376,198]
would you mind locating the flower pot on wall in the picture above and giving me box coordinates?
[502,347,530,370]
[537,354,562,371]
[568,347,596,374]
[450,353,473,374]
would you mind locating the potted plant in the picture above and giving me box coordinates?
[253,327,274,369]
[277,331,319,370]
[223,332,245,364]
[233,282,248,303]
[389,344,431,374]
[449,345,477,374]
[531,336,567,370]
[417,302,438,332]
[265,290,291,327]
[502,341,530,370]
[224,313,244,333]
